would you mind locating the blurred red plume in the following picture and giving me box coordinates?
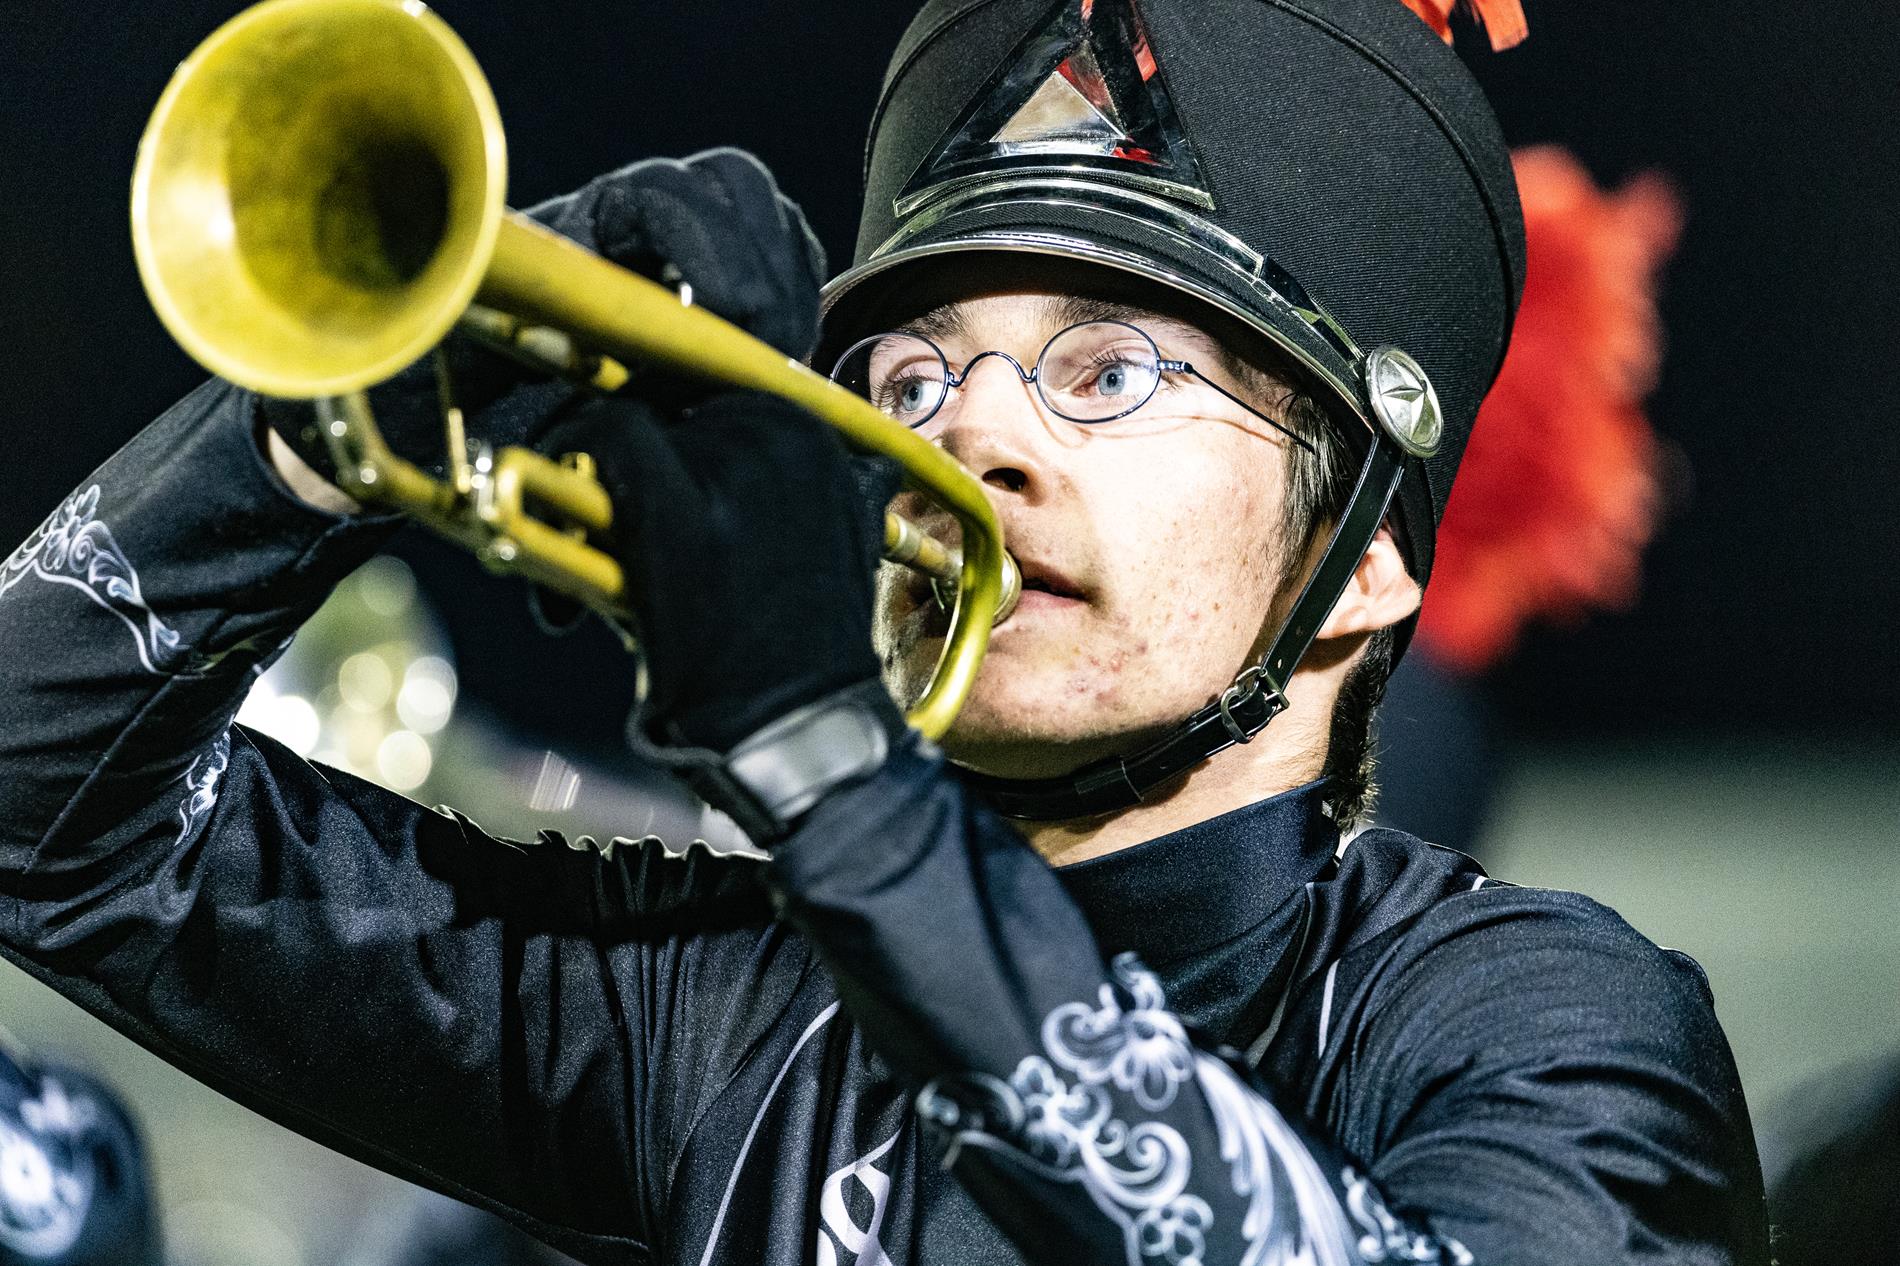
[1397,0,1529,51]
[1417,146,1684,673]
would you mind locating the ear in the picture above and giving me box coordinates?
[1316,524,1421,642]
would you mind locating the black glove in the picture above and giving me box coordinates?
[533,391,889,754]
[527,146,826,364]
[493,146,878,752]
[261,147,826,477]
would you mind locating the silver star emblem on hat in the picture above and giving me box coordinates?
[1364,347,1444,458]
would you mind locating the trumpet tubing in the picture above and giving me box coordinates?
[130,0,1017,739]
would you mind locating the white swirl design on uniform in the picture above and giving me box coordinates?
[177,734,231,843]
[1,486,182,674]
[1343,1169,1471,1265]
[0,1076,98,1258]
[1193,1049,1355,1266]
[817,1128,903,1266]
[1045,954,1197,1112]
[918,953,1366,1266]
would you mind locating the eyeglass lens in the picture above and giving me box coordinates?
[830,321,1166,431]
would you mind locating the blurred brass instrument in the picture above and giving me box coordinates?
[130,0,1018,740]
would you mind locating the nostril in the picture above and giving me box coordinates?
[986,466,1029,493]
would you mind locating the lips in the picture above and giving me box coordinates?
[899,551,1085,636]
[884,495,1087,627]
[993,555,1089,628]
[1015,559,1086,603]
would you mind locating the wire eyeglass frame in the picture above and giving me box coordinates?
[828,319,1317,454]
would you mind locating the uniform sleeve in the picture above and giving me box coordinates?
[766,739,1463,1266]
[0,381,767,1264]
[1342,890,1771,1265]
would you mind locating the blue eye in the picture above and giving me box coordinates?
[1092,359,1150,399]
[874,373,944,425]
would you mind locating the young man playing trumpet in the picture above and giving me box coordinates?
[0,0,1768,1262]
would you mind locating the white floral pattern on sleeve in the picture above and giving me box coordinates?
[918,953,1386,1266]
[176,733,231,846]
[1,486,182,674]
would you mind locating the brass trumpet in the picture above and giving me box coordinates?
[130,0,1019,740]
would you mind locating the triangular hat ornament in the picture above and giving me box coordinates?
[896,0,1214,216]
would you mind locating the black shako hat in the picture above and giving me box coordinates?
[821,0,1527,819]
[820,0,1527,590]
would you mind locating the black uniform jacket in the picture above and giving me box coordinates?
[0,381,1769,1265]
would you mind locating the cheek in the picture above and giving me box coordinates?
[872,566,927,686]
[1107,446,1283,653]
[880,431,1292,741]
[1035,439,1284,724]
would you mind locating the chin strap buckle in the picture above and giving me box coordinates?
[1217,665,1285,744]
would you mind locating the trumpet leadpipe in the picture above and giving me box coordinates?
[884,514,1021,625]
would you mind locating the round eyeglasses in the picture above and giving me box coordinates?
[828,319,1315,452]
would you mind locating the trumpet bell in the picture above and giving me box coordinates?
[130,0,507,398]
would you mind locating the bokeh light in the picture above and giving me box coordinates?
[338,653,395,713]
[376,731,433,791]
[397,657,458,734]
[235,683,322,757]
[233,559,456,798]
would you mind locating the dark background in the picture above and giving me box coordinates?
[3,0,1895,742]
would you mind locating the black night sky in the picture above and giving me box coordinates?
[3,0,1895,743]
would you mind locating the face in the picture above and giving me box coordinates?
[864,266,1306,780]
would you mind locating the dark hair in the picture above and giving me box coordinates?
[1221,351,1396,831]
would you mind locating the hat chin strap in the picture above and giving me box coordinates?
[958,434,1409,821]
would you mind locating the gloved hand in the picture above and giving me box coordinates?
[261,147,826,478]
[527,146,826,364]
[484,146,883,753]
[533,390,892,754]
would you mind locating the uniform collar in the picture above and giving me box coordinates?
[1054,780,1338,966]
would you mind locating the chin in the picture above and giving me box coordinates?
[931,667,1174,781]
[877,605,1196,778]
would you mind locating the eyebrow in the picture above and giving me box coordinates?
[901,305,970,342]
[903,296,1222,359]
[1052,297,1225,362]
[1050,295,1145,329]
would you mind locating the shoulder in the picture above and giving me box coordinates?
[1330,825,1706,987]
[1298,827,1729,1088]
[1294,833,1769,1262]
[1382,830,1707,993]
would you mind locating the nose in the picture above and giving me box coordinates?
[936,354,1052,499]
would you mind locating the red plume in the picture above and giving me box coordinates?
[1398,0,1529,51]
[1416,146,1684,674]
